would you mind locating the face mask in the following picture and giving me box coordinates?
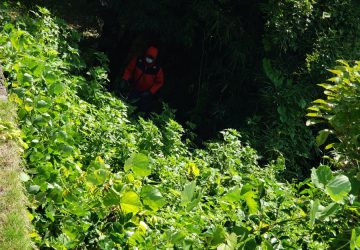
[145,57,154,64]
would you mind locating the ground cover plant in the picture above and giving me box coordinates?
[0,3,359,250]
[0,95,32,249]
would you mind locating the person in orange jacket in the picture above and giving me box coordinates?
[122,46,164,114]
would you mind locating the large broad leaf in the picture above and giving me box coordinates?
[181,181,201,211]
[67,202,90,217]
[87,169,109,186]
[36,100,50,113]
[186,191,201,211]
[124,153,151,177]
[103,187,121,207]
[221,186,241,203]
[120,191,141,214]
[181,181,196,204]
[43,70,59,84]
[141,185,166,211]
[49,82,65,95]
[242,191,258,215]
[350,227,360,250]
[310,200,340,227]
[325,175,351,203]
[311,165,333,189]
[217,233,237,250]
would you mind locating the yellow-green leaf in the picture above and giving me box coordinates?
[120,191,141,214]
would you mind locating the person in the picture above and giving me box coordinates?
[122,46,164,114]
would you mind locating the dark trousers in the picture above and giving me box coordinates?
[128,90,154,115]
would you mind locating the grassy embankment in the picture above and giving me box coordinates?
[0,67,32,250]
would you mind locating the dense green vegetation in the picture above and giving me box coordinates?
[21,0,360,178]
[0,1,359,250]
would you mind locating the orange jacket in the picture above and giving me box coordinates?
[122,47,164,94]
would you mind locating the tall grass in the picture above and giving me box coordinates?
[0,99,32,250]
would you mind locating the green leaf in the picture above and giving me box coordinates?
[180,181,201,211]
[62,218,79,241]
[306,119,322,126]
[325,143,334,150]
[22,73,33,84]
[327,69,343,76]
[87,169,109,186]
[312,99,328,105]
[316,129,331,146]
[210,226,226,246]
[325,175,351,203]
[309,199,319,227]
[36,100,50,112]
[306,112,322,118]
[49,82,65,95]
[317,202,340,220]
[181,181,196,204]
[28,185,40,193]
[186,191,201,211]
[103,187,121,207]
[67,202,90,217]
[261,240,274,250]
[141,186,166,211]
[170,231,186,244]
[311,165,333,189]
[221,186,241,203]
[318,83,335,90]
[43,71,58,84]
[124,153,151,177]
[350,227,360,250]
[242,191,258,215]
[307,106,320,112]
[120,191,141,214]
[217,233,237,250]
[45,204,56,222]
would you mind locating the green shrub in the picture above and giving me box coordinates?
[0,4,359,249]
[307,60,360,167]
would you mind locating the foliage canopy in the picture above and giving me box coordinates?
[0,2,359,250]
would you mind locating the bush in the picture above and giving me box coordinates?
[307,60,360,168]
[0,4,359,249]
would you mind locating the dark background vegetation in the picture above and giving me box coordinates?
[19,0,360,179]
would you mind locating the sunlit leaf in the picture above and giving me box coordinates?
[124,153,151,177]
[103,187,121,207]
[120,191,141,214]
[325,175,351,203]
[141,186,166,211]
[350,227,360,250]
[242,191,258,215]
[221,186,241,203]
[49,82,65,95]
[311,165,333,189]
[181,181,196,204]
